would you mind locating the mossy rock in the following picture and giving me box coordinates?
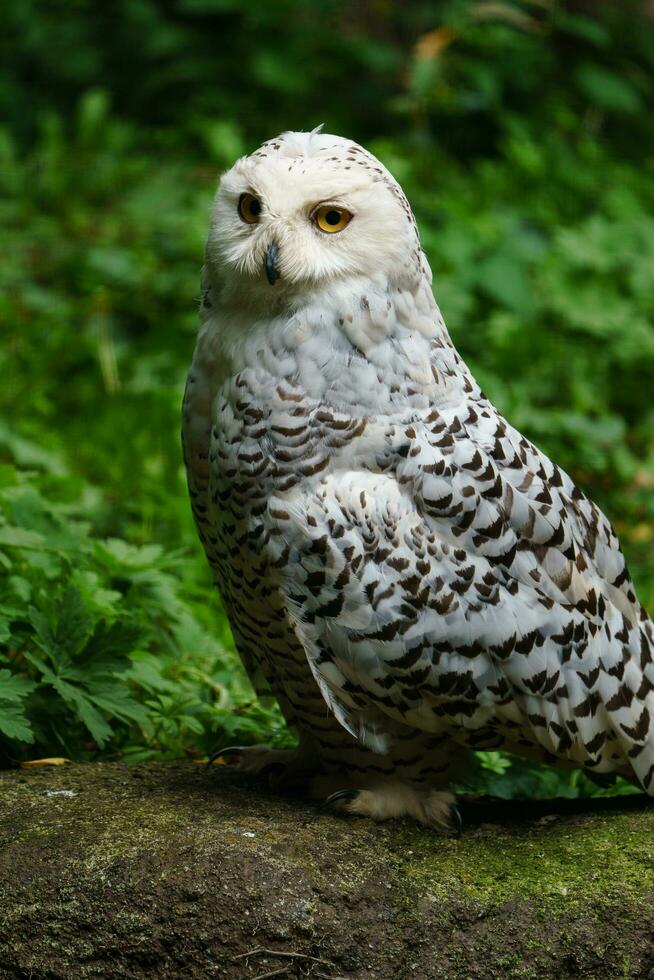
[1,762,653,979]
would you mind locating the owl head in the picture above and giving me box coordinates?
[205,129,425,310]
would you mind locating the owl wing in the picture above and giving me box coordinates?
[182,275,279,698]
[182,265,217,540]
[272,407,654,789]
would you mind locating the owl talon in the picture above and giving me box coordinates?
[320,788,361,812]
[207,744,321,788]
[449,803,463,836]
[206,745,247,767]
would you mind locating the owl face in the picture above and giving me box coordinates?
[206,130,422,306]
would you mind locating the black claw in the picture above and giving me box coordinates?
[320,788,361,812]
[450,803,463,837]
[206,745,247,768]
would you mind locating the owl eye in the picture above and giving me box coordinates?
[313,205,352,234]
[238,193,262,224]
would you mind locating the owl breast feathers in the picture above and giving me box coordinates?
[182,129,654,827]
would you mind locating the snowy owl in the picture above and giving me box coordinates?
[182,129,654,831]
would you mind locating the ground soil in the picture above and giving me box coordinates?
[1,761,653,979]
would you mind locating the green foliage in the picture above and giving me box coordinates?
[461,750,641,800]
[1,1,654,798]
[0,443,288,765]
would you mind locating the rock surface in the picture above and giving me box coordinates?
[1,761,654,979]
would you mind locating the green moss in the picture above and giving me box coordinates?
[387,809,654,913]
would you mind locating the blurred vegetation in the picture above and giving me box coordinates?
[1,0,653,798]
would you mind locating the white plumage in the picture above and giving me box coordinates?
[182,129,654,828]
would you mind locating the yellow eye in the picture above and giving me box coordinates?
[314,205,352,234]
[238,193,262,224]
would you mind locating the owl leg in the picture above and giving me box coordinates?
[208,743,321,791]
[315,776,461,833]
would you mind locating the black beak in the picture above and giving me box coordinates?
[265,242,279,286]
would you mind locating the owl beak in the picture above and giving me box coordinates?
[265,242,280,285]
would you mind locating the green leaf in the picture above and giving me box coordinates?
[555,12,611,48]
[29,587,95,663]
[0,668,36,702]
[81,619,142,663]
[474,253,534,316]
[95,538,164,571]
[0,526,46,550]
[0,424,68,476]
[0,669,36,743]
[127,652,178,695]
[65,688,113,747]
[576,64,643,114]
[0,703,34,742]
[76,89,111,147]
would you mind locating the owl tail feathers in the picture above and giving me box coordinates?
[617,705,654,795]
[285,603,393,755]
[305,656,392,755]
[627,743,654,796]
